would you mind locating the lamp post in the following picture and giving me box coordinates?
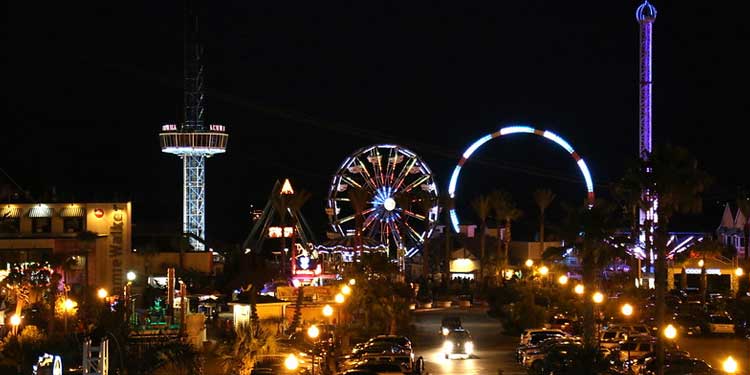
[63,298,76,334]
[10,314,21,336]
[322,304,334,324]
[574,284,585,295]
[97,288,108,300]
[592,292,604,345]
[341,284,352,296]
[307,325,320,375]
[539,266,549,285]
[558,275,569,286]
[284,354,299,371]
[125,271,136,326]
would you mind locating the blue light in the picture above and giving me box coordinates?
[462,134,493,159]
[542,131,575,154]
[449,209,460,233]
[448,166,461,198]
[576,159,594,193]
[499,126,535,135]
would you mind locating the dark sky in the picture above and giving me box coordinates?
[5,1,749,244]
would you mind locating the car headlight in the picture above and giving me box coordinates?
[465,341,474,354]
[442,327,450,336]
[443,340,454,353]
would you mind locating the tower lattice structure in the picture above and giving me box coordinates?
[636,1,657,263]
[159,2,227,250]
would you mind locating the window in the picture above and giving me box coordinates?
[32,218,51,233]
[63,217,84,233]
[0,217,20,233]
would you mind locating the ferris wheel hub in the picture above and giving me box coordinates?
[383,197,396,211]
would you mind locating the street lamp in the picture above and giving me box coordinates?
[97,288,108,299]
[525,259,534,268]
[62,298,76,334]
[348,278,356,286]
[10,314,21,335]
[341,284,352,296]
[735,267,744,277]
[539,266,549,276]
[574,284,585,295]
[698,259,705,268]
[592,292,604,304]
[126,271,137,282]
[284,354,299,371]
[307,325,320,375]
[723,356,738,374]
[322,304,333,322]
[663,324,677,340]
[335,293,345,304]
[558,275,568,285]
[621,303,633,317]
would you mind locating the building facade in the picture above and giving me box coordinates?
[717,203,748,259]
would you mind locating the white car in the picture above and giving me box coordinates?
[706,315,734,334]
[599,330,632,350]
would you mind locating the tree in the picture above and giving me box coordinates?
[440,194,455,283]
[737,196,750,261]
[533,189,556,257]
[471,195,491,283]
[415,191,436,277]
[557,200,621,350]
[218,323,277,375]
[489,190,522,281]
[629,144,711,375]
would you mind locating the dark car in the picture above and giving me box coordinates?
[642,356,717,375]
[441,316,462,336]
[442,329,474,359]
[352,361,407,375]
[366,335,413,351]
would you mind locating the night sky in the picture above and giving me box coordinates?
[5,1,749,245]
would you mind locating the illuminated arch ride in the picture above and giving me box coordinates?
[448,125,595,232]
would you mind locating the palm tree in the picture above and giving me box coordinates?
[415,191,436,277]
[471,195,491,282]
[632,144,711,375]
[557,199,621,350]
[218,323,277,375]
[440,194,455,283]
[490,190,522,281]
[611,169,648,283]
[533,189,556,257]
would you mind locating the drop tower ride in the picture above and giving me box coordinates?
[159,1,228,250]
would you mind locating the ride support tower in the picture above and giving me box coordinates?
[159,1,227,250]
[636,1,657,263]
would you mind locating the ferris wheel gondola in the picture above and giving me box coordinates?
[326,145,438,257]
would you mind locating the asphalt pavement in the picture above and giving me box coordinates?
[679,335,749,374]
[412,307,525,375]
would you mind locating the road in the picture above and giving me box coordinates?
[412,307,525,375]
[679,335,749,374]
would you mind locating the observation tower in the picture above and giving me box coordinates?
[159,2,228,250]
[636,1,657,261]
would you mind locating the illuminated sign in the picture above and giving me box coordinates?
[268,226,294,238]
[281,178,295,195]
[684,268,721,275]
[162,124,178,131]
[94,208,104,218]
[210,124,225,132]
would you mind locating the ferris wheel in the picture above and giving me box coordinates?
[326,145,439,257]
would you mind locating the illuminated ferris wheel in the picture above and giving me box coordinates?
[326,145,439,257]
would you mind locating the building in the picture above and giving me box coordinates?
[717,203,748,259]
[0,202,133,293]
[0,202,213,295]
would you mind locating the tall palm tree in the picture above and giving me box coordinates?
[490,190,522,281]
[533,189,556,257]
[558,200,621,350]
[630,144,711,374]
[471,195,491,282]
[611,169,647,284]
[415,191,436,277]
[440,194,455,283]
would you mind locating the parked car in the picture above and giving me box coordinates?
[641,356,717,375]
[673,313,703,336]
[599,330,633,350]
[350,361,407,375]
[605,323,651,336]
[705,314,735,334]
[615,336,656,362]
[366,335,413,351]
[519,328,567,346]
[516,331,569,363]
[521,337,582,368]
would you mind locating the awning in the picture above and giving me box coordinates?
[60,206,85,217]
[1,207,21,218]
[27,206,54,218]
